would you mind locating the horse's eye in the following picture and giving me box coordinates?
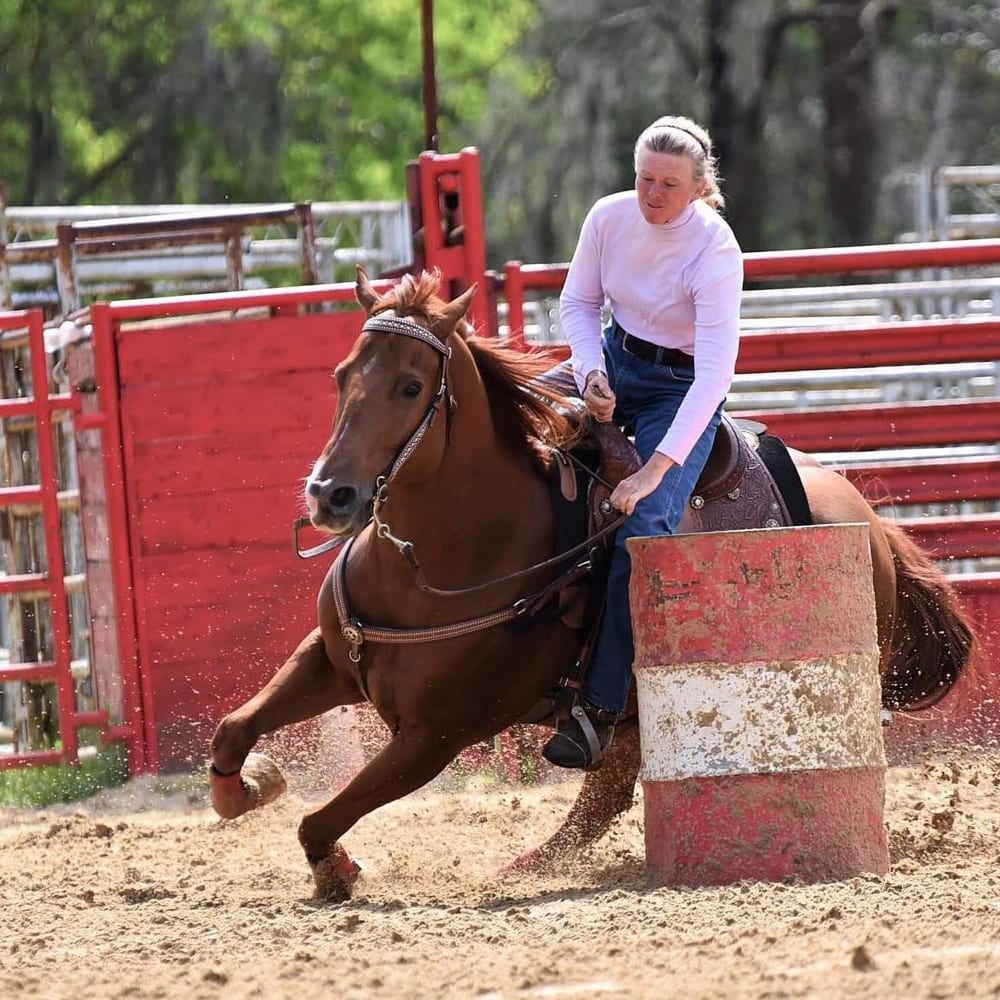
[403,381,423,398]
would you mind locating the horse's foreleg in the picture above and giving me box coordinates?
[501,720,640,875]
[209,627,362,819]
[298,727,461,900]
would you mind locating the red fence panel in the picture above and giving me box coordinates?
[741,398,1000,453]
[742,238,1000,280]
[96,292,368,769]
[899,513,1000,560]
[737,317,1000,373]
[843,457,1000,506]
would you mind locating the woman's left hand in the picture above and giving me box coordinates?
[610,452,675,516]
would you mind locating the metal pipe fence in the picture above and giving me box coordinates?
[2,200,412,313]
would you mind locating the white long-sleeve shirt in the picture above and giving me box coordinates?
[559,191,743,465]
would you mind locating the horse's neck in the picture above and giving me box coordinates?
[406,360,539,528]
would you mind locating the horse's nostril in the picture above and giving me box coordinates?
[329,486,357,511]
[308,476,360,515]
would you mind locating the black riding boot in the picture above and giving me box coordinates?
[542,702,619,770]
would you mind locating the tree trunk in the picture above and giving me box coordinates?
[817,1,883,246]
[706,0,767,251]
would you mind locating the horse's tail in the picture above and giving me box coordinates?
[879,518,976,711]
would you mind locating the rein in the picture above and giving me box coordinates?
[376,475,624,599]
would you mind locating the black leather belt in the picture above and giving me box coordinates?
[613,321,694,368]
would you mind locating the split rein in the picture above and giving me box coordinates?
[296,312,626,673]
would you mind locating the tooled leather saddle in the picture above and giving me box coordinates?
[538,363,811,545]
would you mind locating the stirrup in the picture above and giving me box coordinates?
[542,702,618,770]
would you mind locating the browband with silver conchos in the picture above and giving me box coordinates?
[361,314,450,357]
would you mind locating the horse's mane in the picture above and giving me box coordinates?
[465,337,585,461]
[374,273,584,462]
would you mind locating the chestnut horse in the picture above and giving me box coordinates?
[209,269,973,900]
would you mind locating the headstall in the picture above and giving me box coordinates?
[293,312,451,561]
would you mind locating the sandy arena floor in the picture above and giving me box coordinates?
[4,741,1000,1000]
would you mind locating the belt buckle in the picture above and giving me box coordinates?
[626,333,655,364]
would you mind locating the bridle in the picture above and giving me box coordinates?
[363,313,456,494]
[296,310,624,691]
[293,311,453,560]
[362,314,456,564]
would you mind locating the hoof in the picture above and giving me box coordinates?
[496,845,558,878]
[209,752,287,820]
[310,844,362,902]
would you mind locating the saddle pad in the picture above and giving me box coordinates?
[757,434,813,526]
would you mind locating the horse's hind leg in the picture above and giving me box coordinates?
[501,719,641,875]
[209,627,362,819]
[298,726,463,900]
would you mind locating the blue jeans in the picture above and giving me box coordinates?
[582,326,722,713]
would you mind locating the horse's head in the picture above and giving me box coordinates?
[304,268,475,536]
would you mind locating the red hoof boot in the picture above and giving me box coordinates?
[310,844,362,902]
[209,752,287,820]
[497,846,554,878]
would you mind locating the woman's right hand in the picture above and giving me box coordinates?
[583,370,616,423]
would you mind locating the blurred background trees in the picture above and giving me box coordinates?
[2,0,1000,263]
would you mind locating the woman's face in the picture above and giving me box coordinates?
[634,148,705,225]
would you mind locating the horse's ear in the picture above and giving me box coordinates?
[355,265,378,315]
[431,284,477,338]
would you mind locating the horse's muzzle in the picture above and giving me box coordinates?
[305,476,371,534]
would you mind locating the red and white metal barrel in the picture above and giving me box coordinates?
[627,523,889,888]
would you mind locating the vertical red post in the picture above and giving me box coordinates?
[628,523,889,887]
[26,313,79,760]
[416,148,490,334]
[503,260,527,351]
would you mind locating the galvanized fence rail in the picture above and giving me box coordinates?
[1,197,412,314]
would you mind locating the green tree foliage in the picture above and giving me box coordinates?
[879,3,1000,202]
[475,0,1000,260]
[0,0,535,205]
[3,0,1000,261]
